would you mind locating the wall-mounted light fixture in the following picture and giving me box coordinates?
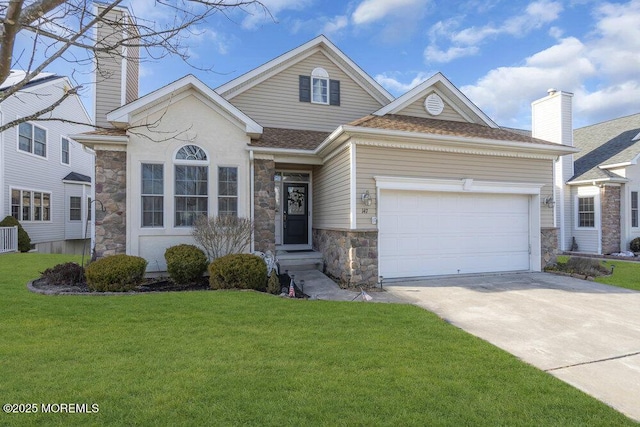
[361,190,372,206]
[543,196,555,208]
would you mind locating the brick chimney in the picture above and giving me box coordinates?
[531,89,574,251]
[93,4,139,128]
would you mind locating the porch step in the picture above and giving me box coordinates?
[276,250,324,272]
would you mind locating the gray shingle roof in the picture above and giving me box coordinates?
[63,172,91,183]
[349,114,560,146]
[570,113,640,182]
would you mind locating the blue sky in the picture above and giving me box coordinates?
[18,0,640,130]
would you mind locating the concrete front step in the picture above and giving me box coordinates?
[276,250,323,272]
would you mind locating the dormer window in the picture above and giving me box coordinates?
[299,69,340,106]
[311,67,329,104]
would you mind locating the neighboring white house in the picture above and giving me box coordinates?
[0,70,95,254]
[532,89,640,255]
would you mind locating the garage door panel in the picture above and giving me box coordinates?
[379,190,531,278]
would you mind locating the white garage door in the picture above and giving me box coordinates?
[379,190,531,278]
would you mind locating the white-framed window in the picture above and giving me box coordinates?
[174,145,208,227]
[11,189,51,222]
[311,67,329,104]
[61,137,70,165]
[218,166,238,216]
[632,191,638,228]
[142,163,164,227]
[69,196,82,221]
[18,122,47,157]
[577,196,596,228]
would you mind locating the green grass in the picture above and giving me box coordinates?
[557,255,640,292]
[1,253,635,426]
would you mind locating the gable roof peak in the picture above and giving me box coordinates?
[215,35,393,105]
[372,72,498,128]
[106,73,262,136]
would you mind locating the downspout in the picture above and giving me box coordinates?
[249,149,255,253]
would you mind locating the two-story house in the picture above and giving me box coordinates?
[1,70,95,254]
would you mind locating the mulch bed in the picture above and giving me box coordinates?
[29,273,307,297]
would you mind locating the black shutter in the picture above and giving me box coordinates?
[329,79,340,106]
[299,75,311,102]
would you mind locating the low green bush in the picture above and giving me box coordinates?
[85,254,147,292]
[208,254,267,290]
[40,262,84,286]
[630,237,640,252]
[0,215,31,252]
[266,270,281,295]
[164,244,208,285]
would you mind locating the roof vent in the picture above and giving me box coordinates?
[547,88,558,95]
[424,93,444,116]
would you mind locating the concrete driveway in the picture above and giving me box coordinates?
[385,272,640,422]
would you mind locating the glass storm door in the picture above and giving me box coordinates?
[283,183,308,244]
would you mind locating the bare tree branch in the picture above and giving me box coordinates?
[0,0,270,135]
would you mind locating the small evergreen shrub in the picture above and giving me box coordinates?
[208,254,267,290]
[85,254,147,292]
[266,269,281,295]
[0,215,31,252]
[40,262,84,286]
[630,237,640,252]
[164,244,208,285]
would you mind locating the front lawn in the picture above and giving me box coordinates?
[557,255,640,292]
[0,253,634,425]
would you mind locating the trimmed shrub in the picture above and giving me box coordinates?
[41,262,84,286]
[565,256,610,277]
[0,215,31,252]
[85,254,147,292]
[208,254,267,290]
[164,244,208,285]
[266,269,281,295]
[630,237,640,252]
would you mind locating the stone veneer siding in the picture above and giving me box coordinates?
[601,185,621,254]
[313,228,378,286]
[253,159,276,253]
[94,149,126,258]
[541,227,558,268]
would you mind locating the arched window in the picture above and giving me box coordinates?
[174,144,208,227]
[311,67,329,104]
[176,144,207,161]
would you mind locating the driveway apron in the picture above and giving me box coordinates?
[385,272,640,421]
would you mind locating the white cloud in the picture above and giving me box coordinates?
[352,0,429,25]
[460,37,596,127]
[322,15,349,35]
[241,0,312,30]
[426,0,563,63]
[459,0,640,127]
[351,0,431,41]
[424,45,479,63]
[375,72,433,95]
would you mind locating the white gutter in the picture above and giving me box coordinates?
[567,177,627,186]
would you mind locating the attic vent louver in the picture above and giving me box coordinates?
[424,93,444,116]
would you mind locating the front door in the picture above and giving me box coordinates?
[283,183,308,245]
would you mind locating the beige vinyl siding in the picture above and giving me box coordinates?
[125,43,139,104]
[94,6,126,128]
[396,95,467,122]
[355,144,554,229]
[228,52,384,132]
[313,145,351,229]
